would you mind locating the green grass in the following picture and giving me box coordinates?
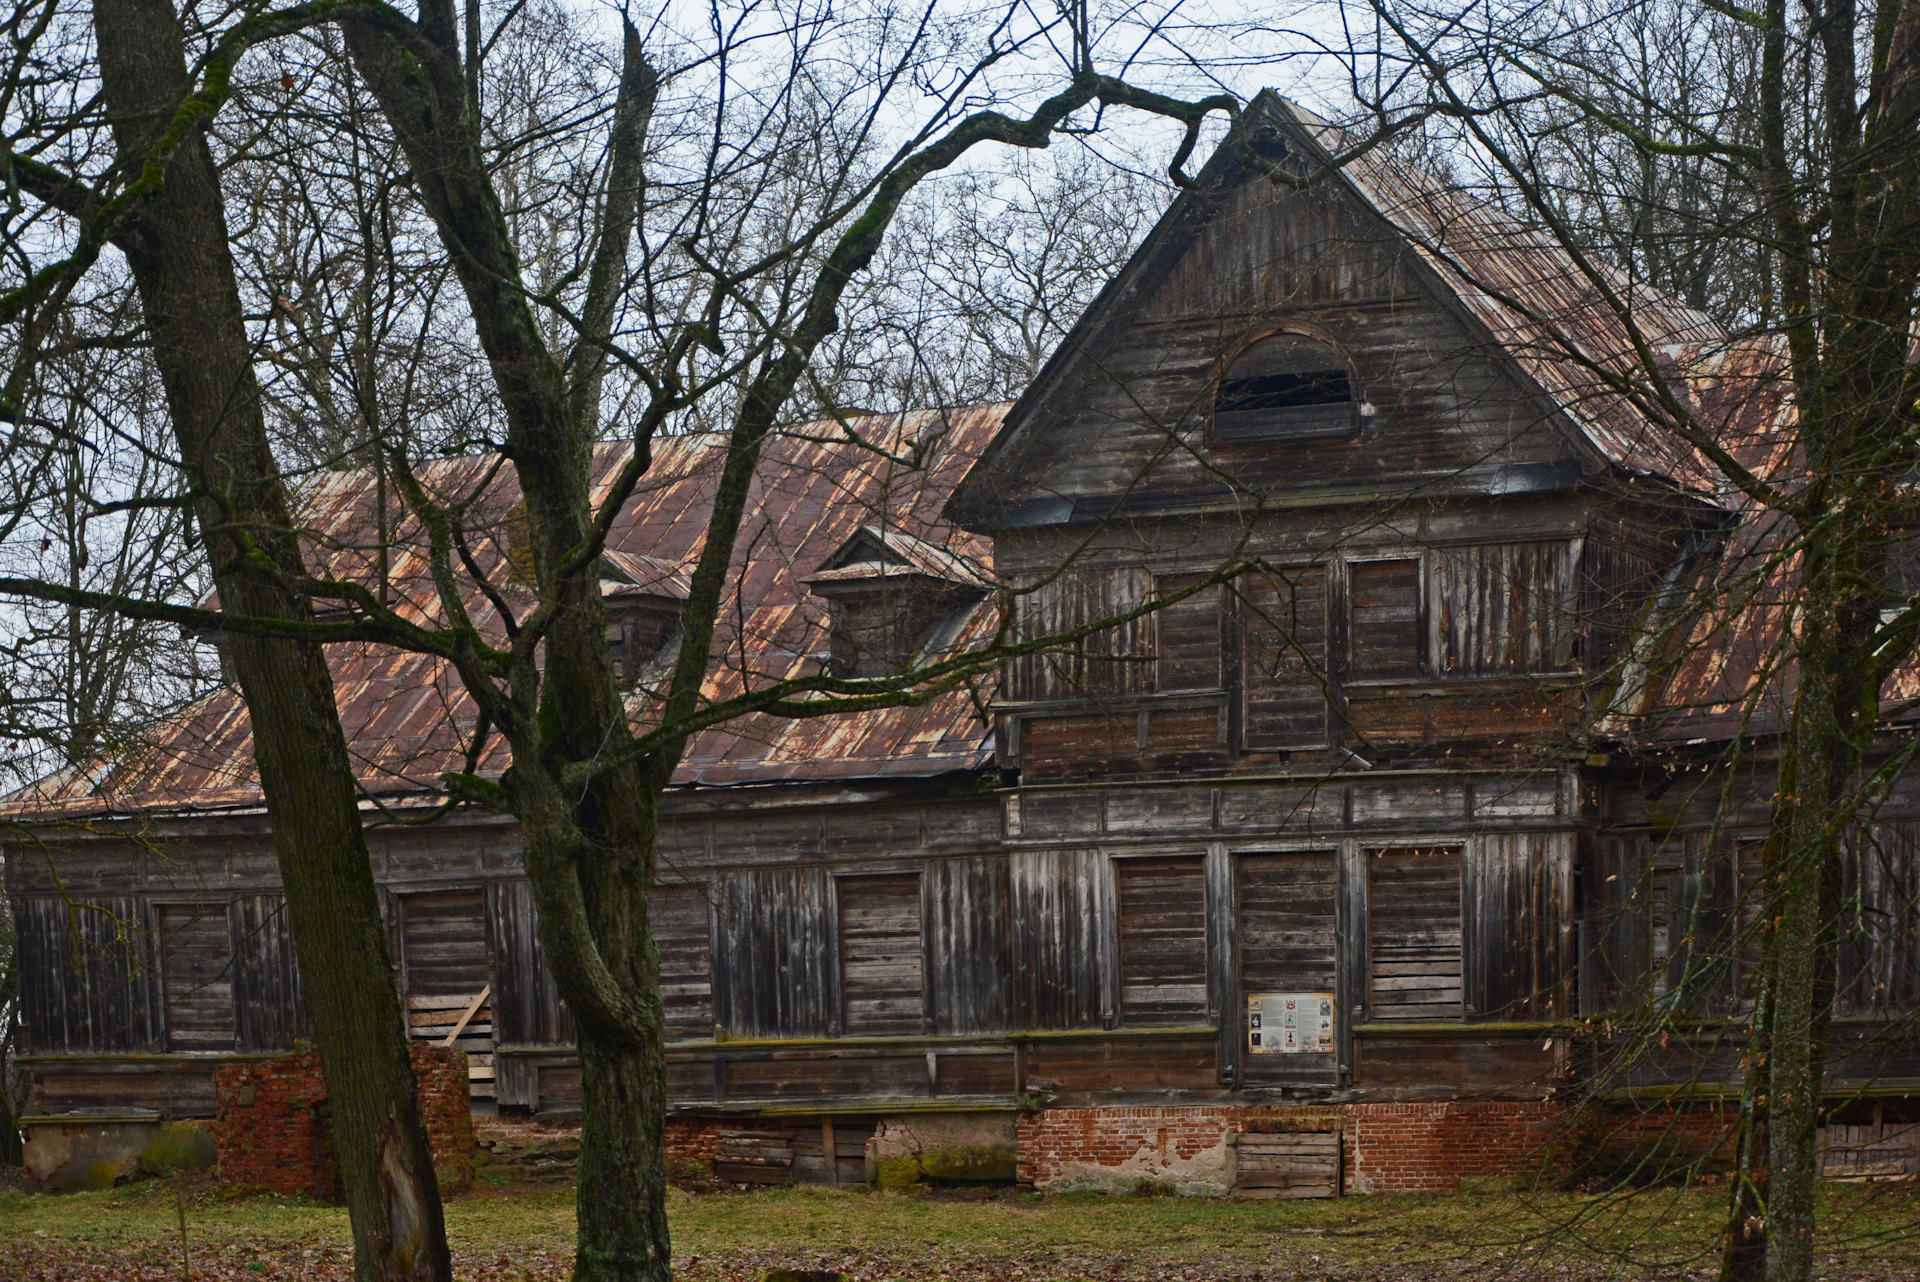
[3,1178,1917,1279]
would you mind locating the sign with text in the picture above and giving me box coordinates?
[1246,992,1334,1055]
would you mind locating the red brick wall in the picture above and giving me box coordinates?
[214,1045,475,1199]
[1017,1102,1567,1195]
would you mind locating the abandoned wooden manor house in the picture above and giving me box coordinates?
[9,94,1919,1197]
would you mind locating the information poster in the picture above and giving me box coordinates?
[1246,992,1335,1055]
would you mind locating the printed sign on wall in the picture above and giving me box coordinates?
[1246,992,1335,1055]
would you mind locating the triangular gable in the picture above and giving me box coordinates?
[949,92,1725,530]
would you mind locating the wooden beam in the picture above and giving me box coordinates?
[442,984,492,1048]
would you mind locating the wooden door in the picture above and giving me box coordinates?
[1235,852,1338,1084]
[837,874,926,1035]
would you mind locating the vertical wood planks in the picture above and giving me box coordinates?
[1115,856,1209,1023]
[1367,848,1463,1020]
[233,894,310,1051]
[1840,822,1920,1013]
[1155,576,1225,691]
[714,867,837,1038]
[926,855,1010,1035]
[1010,849,1113,1030]
[1005,567,1155,701]
[1429,542,1578,675]
[487,879,572,1046]
[1464,833,1574,1020]
[13,895,155,1053]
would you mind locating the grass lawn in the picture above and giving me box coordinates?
[2,1174,1916,1280]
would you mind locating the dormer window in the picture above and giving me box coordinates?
[807,526,987,679]
[600,551,688,689]
[1212,334,1358,443]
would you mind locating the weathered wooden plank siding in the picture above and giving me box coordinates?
[655,881,716,1038]
[926,855,1009,1034]
[1009,849,1112,1030]
[1367,849,1463,1021]
[1115,855,1209,1024]
[714,867,837,1038]
[488,878,572,1046]
[1464,833,1574,1020]
[1840,822,1920,1014]
[155,902,234,1051]
[1239,565,1329,749]
[1235,852,1338,1084]
[233,894,309,1051]
[836,873,925,1035]
[14,895,155,1054]
[1429,541,1579,675]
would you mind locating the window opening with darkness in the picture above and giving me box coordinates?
[1213,335,1358,443]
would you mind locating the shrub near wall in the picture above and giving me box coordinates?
[214,1044,474,1199]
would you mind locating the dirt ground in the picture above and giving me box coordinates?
[2,1118,1916,1280]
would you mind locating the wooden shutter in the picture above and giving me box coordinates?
[1839,823,1920,1014]
[1368,848,1463,1020]
[1009,849,1110,1030]
[234,894,309,1051]
[926,856,1010,1035]
[1239,566,1328,749]
[157,903,235,1051]
[655,883,714,1039]
[1348,559,1421,678]
[1117,856,1208,1023]
[1156,576,1223,691]
[713,867,836,1038]
[837,874,926,1035]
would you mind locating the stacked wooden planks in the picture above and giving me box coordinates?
[407,988,494,1101]
[1231,1129,1341,1199]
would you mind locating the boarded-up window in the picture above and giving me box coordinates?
[1237,853,1337,1078]
[655,883,714,1039]
[1429,542,1577,674]
[234,894,309,1051]
[1368,849,1462,1020]
[157,903,234,1051]
[15,896,155,1054]
[1155,575,1223,691]
[1239,566,1328,749]
[397,890,491,998]
[1117,857,1208,1023]
[837,874,925,1035]
[1348,560,1421,679]
[1004,567,1154,701]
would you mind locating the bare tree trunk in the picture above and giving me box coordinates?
[90,2,449,1276]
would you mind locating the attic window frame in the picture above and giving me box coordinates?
[1210,332,1360,445]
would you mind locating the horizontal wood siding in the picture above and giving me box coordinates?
[714,867,837,1038]
[1156,576,1223,691]
[1239,565,1329,749]
[233,894,310,1051]
[1464,833,1573,1020]
[1236,852,1338,1082]
[655,882,715,1039]
[488,879,572,1046]
[1348,559,1421,679]
[398,889,491,997]
[1429,542,1578,675]
[1116,856,1209,1024]
[156,903,235,1051]
[1368,848,1463,1021]
[1010,849,1111,1029]
[927,856,1009,1034]
[837,873,926,1035]
[1005,567,1155,701]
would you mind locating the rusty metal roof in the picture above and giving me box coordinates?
[9,405,1008,817]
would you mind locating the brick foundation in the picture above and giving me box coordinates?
[1017,1102,1567,1195]
[214,1044,475,1199]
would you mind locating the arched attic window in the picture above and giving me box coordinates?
[1211,334,1359,443]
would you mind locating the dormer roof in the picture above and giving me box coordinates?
[804,525,990,591]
